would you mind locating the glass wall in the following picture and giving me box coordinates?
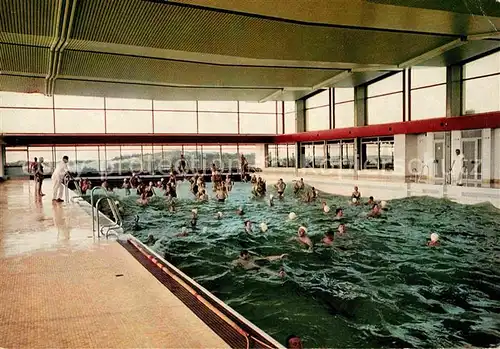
[0,94,285,135]
[410,67,447,120]
[266,144,296,168]
[334,88,355,128]
[367,73,404,124]
[326,140,355,169]
[463,51,500,114]
[305,90,330,131]
[361,137,394,170]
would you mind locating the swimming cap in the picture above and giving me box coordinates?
[352,198,357,203]
[430,233,439,242]
[260,222,268,232]
[270,194,274,200]
[182,227,187,233]
[288,212,297,220]
[216,211,223,218]
[298,226,307,234]
[192,208,198,214]
[323,205,330,213]
[381,200,387,208]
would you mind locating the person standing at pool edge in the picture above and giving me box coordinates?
[450,149,465,186]
[51,156,70,202]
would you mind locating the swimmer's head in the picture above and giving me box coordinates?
[286,334,303,349]
[260,222,268,233]
[191,208,198,215]
[240,250,250,260]
[430,233,439,242]
[181,226,187,233]
[325,229,334,238]
[298,226,307,237]
[288,212,297,220]
[354,186,358,191]
[149,181,153,186]
[216,211,223,219]
[270,194,274,200]
[323,204,330,213]
[338,224,346,234]
[369,196,374,201]
[336,208,343,217]
[380,200,387,208]
[123,178,127,182]
[372,204,380,213]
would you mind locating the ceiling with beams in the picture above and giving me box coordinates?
[1,0,499,101]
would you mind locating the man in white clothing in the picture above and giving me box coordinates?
[52,156,70,202]
[450,149,464,186]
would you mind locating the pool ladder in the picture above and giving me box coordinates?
[90,186,123,239]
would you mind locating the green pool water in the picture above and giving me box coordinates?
[97,182,500,348]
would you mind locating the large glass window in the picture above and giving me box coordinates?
[76,147,99,174]
[334,88,355,128]
[153,100,196,111]
[305,90,330,131]
[0,92,53,108]
[367,73,403,124]
[410,67,446,120]
[55,147,77,173]
[267,145,278,167]
[238,145,257,167]
[326,140,355,169]
[239,113,277,134]
[1,109,54,133]
[120,146,143,173]
[106,110,153,133]
[284,112,296,134]
[105,97,152,110]
[287,144,296,167]
[463,52,500,114]
[239,101,276,113]
[361,137,394,170]
[54,95,104,109]
[221,145,238,170]
[183,145,202,171]
[301,143,314,168]
[28,147,55,174]
[104,146,121,174]
[55,110,105,133]
[5,147,28,176]
[154,111,197,133]
[198,101,237,112]
[198,112,238,133]
[201,145,222,169]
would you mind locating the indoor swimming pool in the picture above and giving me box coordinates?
[89,182,500,348]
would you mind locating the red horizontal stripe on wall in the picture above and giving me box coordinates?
[275,111,500,143]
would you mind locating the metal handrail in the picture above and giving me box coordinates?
[90,186,108,233]
[95,197,122,238]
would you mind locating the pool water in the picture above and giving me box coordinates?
[96,182,500,348]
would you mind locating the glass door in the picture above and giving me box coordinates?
[462,139,481,182]
[433,140,444,179]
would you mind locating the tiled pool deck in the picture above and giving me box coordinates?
[0,180,230,348]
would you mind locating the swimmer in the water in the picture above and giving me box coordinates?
[275,179,286,198]
[289,226,313,249]
[268,194,274,207]
[197,189,208,201]
[233,250,288,270]
[366,196,375,206]
[225,175,233,192]
[236,206,245,215]
[293,178,304,194]
[303,190,314,203]
[137,192,149,205]
[352,186,361,201]
[322,229,335,245]
[321,201,330,213]
[244,220,253,233]
[367,203,381,218]
[311,187,318,199]
[190,209,198,227]
[337,223,346,236]
[334,208,344,219]
[122,178,131,195]
[428,233,440,246]
[215,211,223,220]
[215,184,227,202]
[175,227,189,237]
